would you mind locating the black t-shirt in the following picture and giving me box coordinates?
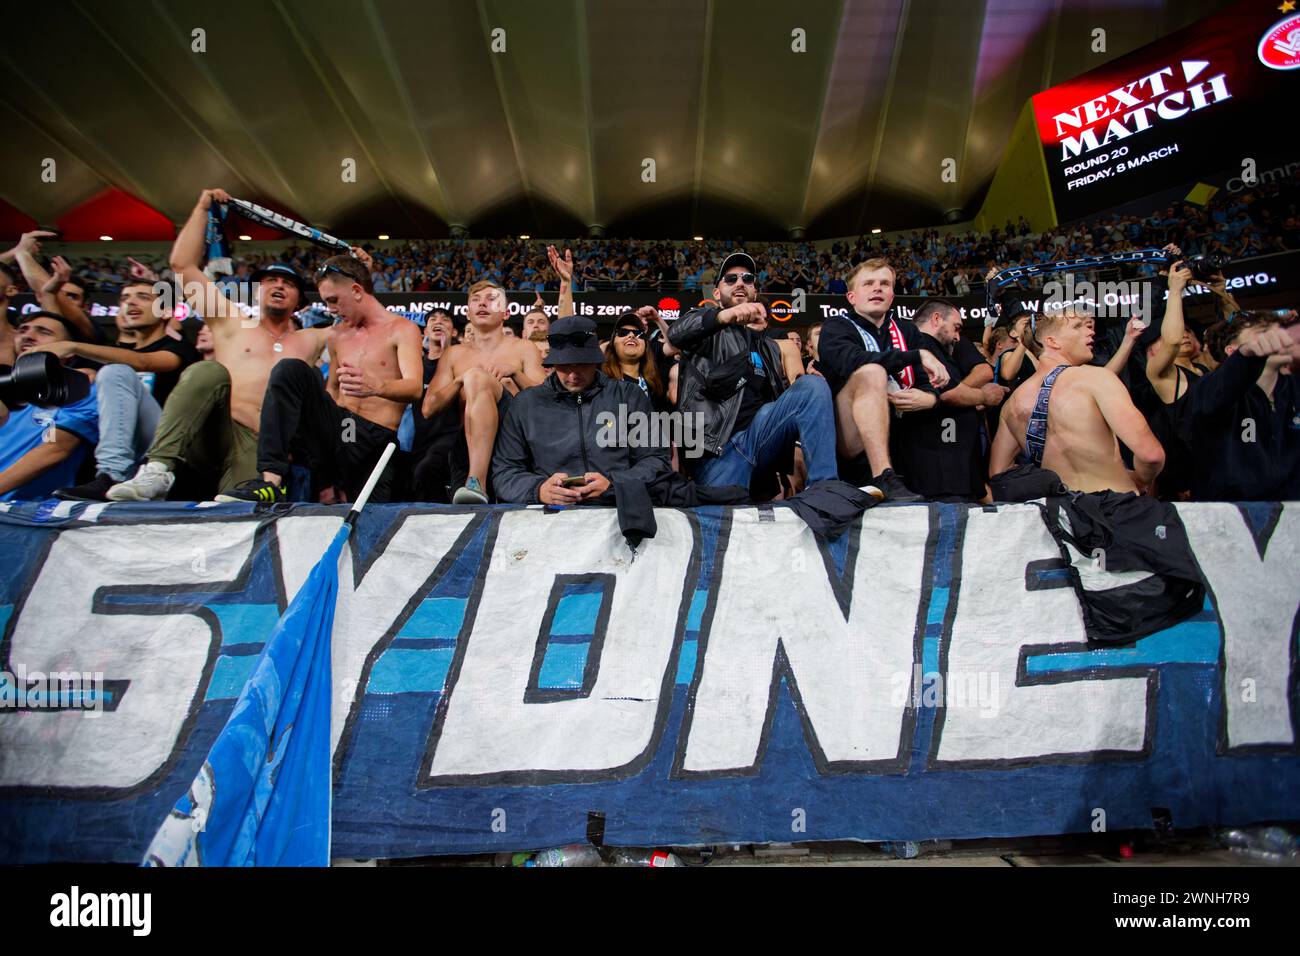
[891,333,990,501]
[411,355,461,459]
[135,335,201,405]
[731,329,778,435]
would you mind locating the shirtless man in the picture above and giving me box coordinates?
[218,254,423,504]
[990,307,1165,494]
[422,279,546,503]
[108,188,329,500]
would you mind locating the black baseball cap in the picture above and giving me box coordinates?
[250,262,308,300]
[718,252,756,278]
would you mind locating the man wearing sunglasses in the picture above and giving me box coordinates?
[669,252,836,494]
[215,254,423,504]
[108,187,331,501]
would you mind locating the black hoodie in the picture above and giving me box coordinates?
[1185,350,1300,501]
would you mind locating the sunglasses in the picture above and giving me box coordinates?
[548,331,595,349]
[315,263,359,284]
[615,327,648,340]
[720,272,757,286]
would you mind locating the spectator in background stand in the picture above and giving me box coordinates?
[9,233,99,342]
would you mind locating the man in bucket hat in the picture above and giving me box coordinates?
[492,315,671,504]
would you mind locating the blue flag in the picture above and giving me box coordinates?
[144,522,349,867]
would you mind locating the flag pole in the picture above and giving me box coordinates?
[346,443,396,526]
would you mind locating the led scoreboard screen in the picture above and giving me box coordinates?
[1032,0,1299,223]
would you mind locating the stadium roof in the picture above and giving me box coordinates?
[0,0,1229,240]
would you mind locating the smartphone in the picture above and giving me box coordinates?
[561,476,586,488]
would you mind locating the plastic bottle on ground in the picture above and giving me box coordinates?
[528,844,603,867]
[610,848,683,867]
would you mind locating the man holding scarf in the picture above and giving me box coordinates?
[819,258,950,501]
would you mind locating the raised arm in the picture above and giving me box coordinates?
[1145,261,1191,386]
[1104,316,1145,375]
[13,235,95,341]
[170,188,241,323]
[548,245,575,318]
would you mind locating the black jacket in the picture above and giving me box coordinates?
[817,310,927,396]
[1184,351,1300,501]
[492,371,672,504]
[668,306,788,457]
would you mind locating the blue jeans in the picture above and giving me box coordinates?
[95,364,162,480]
[696,374,836,487]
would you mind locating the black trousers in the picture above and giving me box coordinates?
[257,359,398,503]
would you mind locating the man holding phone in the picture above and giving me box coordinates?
[492,315,672,505]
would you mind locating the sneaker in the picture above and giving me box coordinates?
[55,472,119,502]
[106,461,175,502]
[870,468,924,503]
[452,477,489,505]
[214,479,287,504]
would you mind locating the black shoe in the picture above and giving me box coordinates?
[214,479,287,504]
[871,469,924,503]
[54,473,118,502]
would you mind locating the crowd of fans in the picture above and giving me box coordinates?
[15,172,1299,300]
[0,184,1297,515]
